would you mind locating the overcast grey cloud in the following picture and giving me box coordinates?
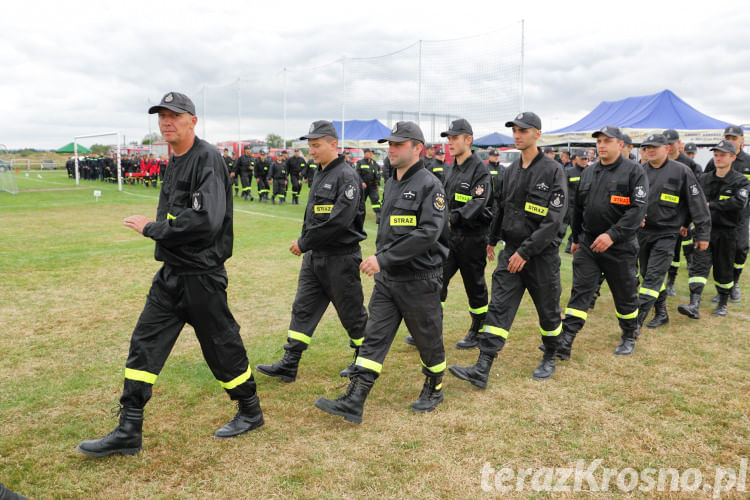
[2,0,749,149]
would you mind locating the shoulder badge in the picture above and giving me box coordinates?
[344,184,356,200]
[739,188,748,199]
[634,185,646,199]
[192,191,202,211]
[690,184,699,196]
[550,192,564,208]
[474,184,485,196]
[433,192,446,211]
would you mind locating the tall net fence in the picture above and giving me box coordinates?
[194,22,523,145]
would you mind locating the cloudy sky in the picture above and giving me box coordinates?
[3,0,749,149]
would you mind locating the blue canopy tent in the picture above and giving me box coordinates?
[473,132,514,148]
[541,89,734,146]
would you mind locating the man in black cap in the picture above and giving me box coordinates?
[663,129,702,296]
[254,150,272,202]
[623,134,636,161]
[426,147,447,184]
[222,148,236,196]
[315,121,448,423]
[77,92,264,457]
[679,140,750,318]
[704,125,750,302]
[559,149,571,169]
[562,148,588,254]
[636,133,710,331]
[256,120,367,383]
[420,118,491,350]
[449,112,566,385]
[287,149,306,205]
[268,151,289,204]
[356,148,382,221]
[684,142,698,161]
[235,146,255,201]
[553,126,648,359]
[542,146,557,162]
[424,144,436,167]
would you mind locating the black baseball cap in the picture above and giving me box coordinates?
[641,133,668,147]
[440,118,473,137]
[684,142,697,153]
[663,129,680,144]
[505,112,542,130]
[363,148,372,153]
[426,144,435,150]
[711,139,737,154]
[571,148,586,158]
[148,91,196,115]
[244,145,251,150]
[592,125,623,140]
[300,120,338,140]
[623,134,633,146]
[378,121,425,144]
[724,125,744,137]
[542,146,554,153]
[488,149,499,156]
[435,148,445,155]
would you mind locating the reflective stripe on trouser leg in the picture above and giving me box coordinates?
[124,368,158,385]
[539,323,562,336]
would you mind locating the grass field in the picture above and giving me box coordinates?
[1,170,748,499]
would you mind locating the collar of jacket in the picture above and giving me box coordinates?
[391,158,424,181]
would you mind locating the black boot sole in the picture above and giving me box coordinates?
[76,444,141,457]
[677,305,700,319]
[255,365,296,383]
[314,398,362,424]
[447,366,487,389]
[455,341,479,350]
[646,317,669,328]
[214,418,264,439]
[411,394,444,413]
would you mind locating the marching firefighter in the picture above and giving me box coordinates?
[256,121,367,383]
[315,121,448,423]
[268,152,289,204]
[678,140,750,318]
[255,149,272,202]
[449,112,567,386]
[637,133,710,330]
[287,149,306,204]
[554,127,648,359]
[356,148,382,221]
[235,146,255,200]
[77,92,262,457]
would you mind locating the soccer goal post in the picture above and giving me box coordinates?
[73,132,124,191]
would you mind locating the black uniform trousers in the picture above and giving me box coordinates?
[272,179,287,200]
[360,184,381,215]
[285,249,367,352]
[562,239,639,335]
[478,245,562,354]
[121,265,255,409]
[290,175,303,195]
[240,173,252,195]
[670,229,694,274]
[637,230,678,313]
[256,176,270,198]
[440,230,489,314]
[687,229,737,296]
[734,216,749,279]
[354,272,445,381]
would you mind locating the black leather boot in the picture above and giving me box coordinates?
[404,335,416,346]
[665,270,677,296]
[456,313,484,349]
[677,293,701,319]
[532,336,557,380]
[214,394,264,438]
[730,269,742,302]
[646,292,669,328]
[448,351,496,389]
[256,350,302,382]
[712,293,729,316]
[339,347,359,378]
[554,328,577,360]
[411,375,444,412]
[77,406,143,457]
[314,376,373,424]
[614,330,636,356]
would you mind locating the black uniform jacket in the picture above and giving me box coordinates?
[704,150,750,216]
[297,155,366,254]
[143,136,233,272]
[642,158,711,241]
[443,152,492,232]
[356,158,380,187]
[375,159,448,279]
[235,154,254,175]
[254,157,271,178]
[489,149,567,260]
[699,169,750,231]
[268,160,289,180]
[572,156,647,246]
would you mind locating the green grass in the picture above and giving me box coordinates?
[1,170,748,498]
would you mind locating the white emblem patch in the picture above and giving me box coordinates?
[165,93,173,103]
[635,185,646,199]
[392,123,399,133]
[740,188,748,199]
[309,123,315,133]
[474,184,485,196]
[690,184,699,196]
[550,192,564,208]
[192,192,202,211]
[516,113,523,120]
[344,184,355,200]
[535,182,549,192]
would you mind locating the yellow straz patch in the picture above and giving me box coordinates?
[314,205,333,213]
[390,215,416,226]
[454,193,472,203]
[524,202,548,216]
[660,193,680,204]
